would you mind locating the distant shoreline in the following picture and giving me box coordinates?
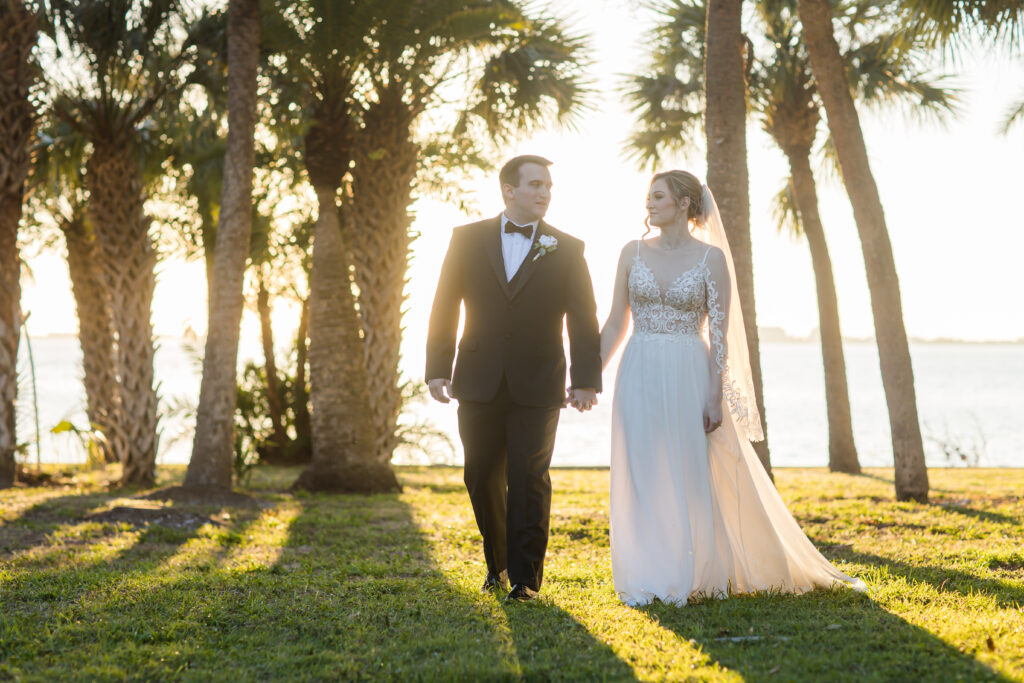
[30,331,1024,345]
[757,327,1023,345]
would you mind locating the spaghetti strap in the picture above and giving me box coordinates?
[701,246,712,264]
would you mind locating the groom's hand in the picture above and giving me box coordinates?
[427,378,453,403]
[569,387,597,412]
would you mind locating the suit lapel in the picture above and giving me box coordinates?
[485,216,511,298]
[507,221,548,301]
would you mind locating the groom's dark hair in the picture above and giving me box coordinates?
[499,154,553,189]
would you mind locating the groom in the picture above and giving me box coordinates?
[425,155,602,602]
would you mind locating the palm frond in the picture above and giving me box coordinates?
[897,0,1024,52]
[620,72,703,169]
[844,30,961,124]
[816,131,842,183]
[461,12,594,142]
[1000,90,1024,134]
[771,176,803,238]
[43,0,195,145]
[620,0,707,169]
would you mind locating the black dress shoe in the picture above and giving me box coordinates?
[504,584,538,602]
[481,570,509,594]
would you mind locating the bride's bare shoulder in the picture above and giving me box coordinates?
[689,238,724,262]
[618,240,641,263]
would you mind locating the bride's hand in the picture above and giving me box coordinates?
[703,399,723,433]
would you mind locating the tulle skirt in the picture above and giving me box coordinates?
[609,332,866,606]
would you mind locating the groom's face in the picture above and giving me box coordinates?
[503,162,552,223]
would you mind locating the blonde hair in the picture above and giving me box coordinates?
[643,170,706,237]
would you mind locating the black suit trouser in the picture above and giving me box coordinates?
[457,377,560,591]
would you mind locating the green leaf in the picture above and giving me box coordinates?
[50,420,77,434]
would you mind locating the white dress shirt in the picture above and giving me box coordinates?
[500,213,538,281]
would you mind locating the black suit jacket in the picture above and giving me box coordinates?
[425,216,602,407]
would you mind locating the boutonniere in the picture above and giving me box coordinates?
[532,235,558,261]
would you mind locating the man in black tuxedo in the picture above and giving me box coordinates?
[426,155,602,602]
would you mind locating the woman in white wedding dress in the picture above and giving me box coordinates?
[600,170,866,606]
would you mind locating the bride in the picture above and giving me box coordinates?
[599,170,866,606]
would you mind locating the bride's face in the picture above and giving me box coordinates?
[646,179,689,228]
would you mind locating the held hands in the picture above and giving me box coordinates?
[566,387,598,412]
[703,397,723,433]
[427,378,453,403]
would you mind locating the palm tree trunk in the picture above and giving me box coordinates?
[784,149,860,473]
[798,0,928,501]
[64,218,120,463]
[0,195,20,489]
[705,0,772,477]
[349,99,418,465]
[185,0,261,489]
[0,191,19,488]
[293,186,399,493]
[86,144,159,486]
[0,0,36,489]
[292,293,311,456]
[256,266,288,455]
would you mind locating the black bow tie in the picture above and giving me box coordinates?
[504,221,533,238]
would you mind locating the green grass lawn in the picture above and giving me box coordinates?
[1,466,1022,681]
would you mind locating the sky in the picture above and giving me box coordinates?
[20,0,1024,370]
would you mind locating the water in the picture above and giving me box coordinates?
[13,336,1023,468]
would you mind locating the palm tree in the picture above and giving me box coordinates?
[347,1,593,465]
[44,0,194,486]
[754,0,956,474]
[0,0,37,489]
[757,5,857,473]
[629,0,955,480]
[797,0,929,502]
[267,0,591,487]
[29,120,119,463]
[260,0,397,492]
[184,0,262,489]
[705,0,774,476]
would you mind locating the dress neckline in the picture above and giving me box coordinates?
[632,255,704,306]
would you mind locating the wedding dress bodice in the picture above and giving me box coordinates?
[628,256,708,337]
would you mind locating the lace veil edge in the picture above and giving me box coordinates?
[696,184,765,442]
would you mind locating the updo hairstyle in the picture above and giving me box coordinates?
[644,170,706,237]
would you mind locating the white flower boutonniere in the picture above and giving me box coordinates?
[532,234,558,262]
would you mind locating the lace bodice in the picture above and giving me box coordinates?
[628,256,709,337]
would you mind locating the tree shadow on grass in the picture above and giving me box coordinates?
[643,588,1011,681]
[2,478,639,679]
[96,488,636,678]
[931,500,1021,527]
[855,471,962,496]
[821,543,1024,610]
[195,490,637,679]
[499,597,638,680]
[0,482,260,567]
[0,487,269,679]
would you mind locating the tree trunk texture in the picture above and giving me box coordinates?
[86,144,159,486]
[0,0,35,488]
[349,99,418,465]
[293,187,399,493]
[292,294,311,455]
[704,0,772,477]
[257,266,288,455]
[784,150,860,473]
[0,194,20,489]
[64,218,120,463]
[798,0,928,501]
[185,0,261,489]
